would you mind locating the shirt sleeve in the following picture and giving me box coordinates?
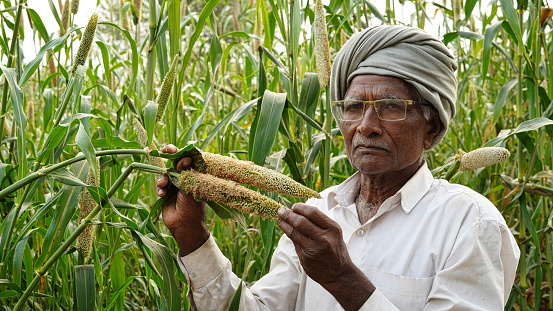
[424,220,520,310]
[177,234,303,311]
[359,289,400,311]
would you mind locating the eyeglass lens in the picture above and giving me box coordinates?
[338,100,407,121]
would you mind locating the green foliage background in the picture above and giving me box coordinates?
[0,0,552,310]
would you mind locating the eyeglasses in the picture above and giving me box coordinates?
[332,99,431,122]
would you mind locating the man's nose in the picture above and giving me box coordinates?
[357,104,383,135]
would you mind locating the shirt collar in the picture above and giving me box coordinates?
[327,162,434,214]
[327,171,361,209]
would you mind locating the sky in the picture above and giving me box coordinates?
[22,0,98,57]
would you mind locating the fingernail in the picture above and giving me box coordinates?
[278,206,286,216]
[157,188,163,196]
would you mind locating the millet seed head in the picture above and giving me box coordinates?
[47,51,58,87]
[122,15,131,30]
[120,0,130,30]
[132,0,142,24]
[193,152,321,199]
[313,0,331,89]
[156,55,179,122]
[60,0,71,36]
[133,118,148,148]
[71,0,80,14]
[76,160,100,258]
[132,118,164,168]
[3,118,11,137]
[71,13,98,77]
[174,170,282,220]
[76,225,95,257]
[459,147,511,172]
[27,101,35,126]
[151,156,165,170]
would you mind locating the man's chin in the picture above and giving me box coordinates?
[351,162,392,176]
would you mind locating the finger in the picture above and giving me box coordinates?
[277,209,294,236]
[156,174,169,197]
[277,219,297,242]
[278,206,320,240]
[277,211,308,245]
[161,144,178,154]
[291,203,337,230]
[156,174,169,187]
[176,157,193,172]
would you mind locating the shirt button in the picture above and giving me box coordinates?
[356,229,364,237]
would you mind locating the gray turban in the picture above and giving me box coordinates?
[330,25,457,149]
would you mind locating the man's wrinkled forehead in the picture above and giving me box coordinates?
[344,75,416,101]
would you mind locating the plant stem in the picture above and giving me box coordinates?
[322,88,331,189]
[385,0,392,23]
[444,159,460,181]
[52,79,75,128]
[516,6,528,308]
[0,149,147,200]
[547,229,553,309]
[288,0,298,111]
[145,0,158,101]
[168,0,180,144]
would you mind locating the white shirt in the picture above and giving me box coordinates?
[177,163,520,310]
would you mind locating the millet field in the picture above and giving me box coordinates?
[0,0,552,310]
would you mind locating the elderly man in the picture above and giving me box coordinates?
[156,25,520,310]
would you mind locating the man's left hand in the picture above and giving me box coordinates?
[277,203,352,286]
[277,204,374,311]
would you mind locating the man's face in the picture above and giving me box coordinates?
[341,75,438,176]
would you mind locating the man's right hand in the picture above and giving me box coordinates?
[156,144,210,256]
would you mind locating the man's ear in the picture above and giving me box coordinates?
[423,116,443,149]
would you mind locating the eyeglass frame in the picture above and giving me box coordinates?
[332,99,433,122]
